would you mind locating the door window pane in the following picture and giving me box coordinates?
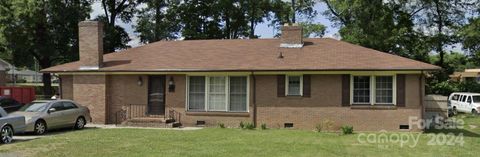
[375,76,393,104]
[188,76,205,111]
[353,76,370,103]
[229,77,247,112]
[208,77,226,111]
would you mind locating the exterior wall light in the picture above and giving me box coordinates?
[137,76,143,86]
[168,76,175,92]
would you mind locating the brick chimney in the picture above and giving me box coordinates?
[78,21,103,70]
[280,23,303,48]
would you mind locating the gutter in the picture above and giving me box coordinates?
[41,68,442,73]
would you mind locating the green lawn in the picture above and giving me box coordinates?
[1,115,479,157]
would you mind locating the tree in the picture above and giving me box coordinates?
[322,0,430,62]
[245,0,270,38]
[417,0,475,67]
[176,0,224,39]
[459,17,480,66]
[100,0,140,52]
[0,0,91,97]
[299,22,326,38]
[135,0,180,43]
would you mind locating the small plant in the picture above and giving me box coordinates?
[261,123,267,130]
[218,123,225,128]
[315,119,335,132]
[340,125,354,135]
[239,121,245,129]
[244,122,255,130]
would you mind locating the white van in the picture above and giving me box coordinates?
[448,92,480,115]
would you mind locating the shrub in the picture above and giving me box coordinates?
[261,123,267,130]
[244,122,255,130]
[315,119,335,132]
[340,125,354,135]
[239,121,245,129]
[218,123,225,128]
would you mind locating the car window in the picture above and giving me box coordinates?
[461,95,466,102]
[452,94,459,101]
[473,96,480,103]
[467,96,472,103]
[50,102,64,111]
[62,102,78,110]
[19,102,48,112]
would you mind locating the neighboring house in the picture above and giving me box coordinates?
[0,59,11,86]
[450,68,480,83]
[42,21,440,131]
[7,69,43,83]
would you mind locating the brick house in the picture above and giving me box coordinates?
[42,21,440,131]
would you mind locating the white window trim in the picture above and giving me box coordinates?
[350,75,397,105]
[185,75,250,112]
[285,75,303,96]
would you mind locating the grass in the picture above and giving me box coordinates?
[0,115,479,157]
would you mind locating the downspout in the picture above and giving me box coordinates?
[251,71,257,127]
[420,70,425,129]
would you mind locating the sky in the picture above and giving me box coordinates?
[89,2,340,47]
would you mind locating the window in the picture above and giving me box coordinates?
[286,76,302,96]
[467,96,472,104]
[452,94,460,101]
[62,102,78,110]
[353,76,371,104]
[351,75,396,105]
[188,76,205,111]
[375,76,393,104]
[229,77,247,112]
[208,76,227,111]
[187,76,248,112]
[50,103,64,111]
[473,96,480,103]
[461,95,467,102]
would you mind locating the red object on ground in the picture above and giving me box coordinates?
[0,86,36,104]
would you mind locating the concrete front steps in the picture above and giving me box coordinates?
[121,117,182,128]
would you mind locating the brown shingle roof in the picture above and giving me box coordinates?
[42,38,440,72]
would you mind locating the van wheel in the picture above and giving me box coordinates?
[453,107,458,115]
[74,117,86,130]
[472,109,478,115]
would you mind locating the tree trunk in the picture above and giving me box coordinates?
[42,73,53,99]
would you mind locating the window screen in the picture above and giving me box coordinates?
[229,77,247,112]
[353,76,371,103]
[208,77,226,111]
[287,76,301,95]
[375,76,393,104]
[188,76,205,111]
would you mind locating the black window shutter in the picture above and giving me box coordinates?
[277,75,285,97]
[341,74,350,106]
[396,74,406,107]
[303,75,311,97]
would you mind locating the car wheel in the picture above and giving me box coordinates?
[75,117,86,130]
[453,107,458,115]
[34,121,47,135]
[472,109,478,115]
[0,125,14,144]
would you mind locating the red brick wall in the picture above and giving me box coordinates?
[60,75,73,100]
[62,73,424,131]
[106,75,148,123]
[72,75,108,124]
